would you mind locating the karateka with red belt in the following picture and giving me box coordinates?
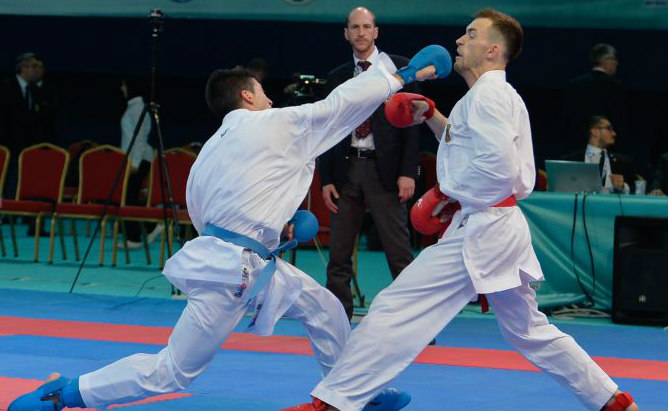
[285,8,638,411]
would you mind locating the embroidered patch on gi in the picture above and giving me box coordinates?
[234,266,250,298]
[445,123,452,142]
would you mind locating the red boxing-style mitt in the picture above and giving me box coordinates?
[385,92,435,128]
[410,185,459,236]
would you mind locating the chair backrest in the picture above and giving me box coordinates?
[0,145,9,197]
[78,145,130,205]
[536,169,548,191]
[65,140,98,188]
[147,148,196,208]
[16,143,69,202]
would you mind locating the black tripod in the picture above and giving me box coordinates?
[69,9,181,294]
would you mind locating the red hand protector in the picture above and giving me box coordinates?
[410,185,459,235]
[385,92,435,128]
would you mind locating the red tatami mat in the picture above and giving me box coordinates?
[1,316,666,381]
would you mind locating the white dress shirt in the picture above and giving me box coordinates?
[121,96,154,169]
[584,144,629,194]
[350,46,380,150]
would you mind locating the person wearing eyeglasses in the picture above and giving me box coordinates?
[562,115,638,194]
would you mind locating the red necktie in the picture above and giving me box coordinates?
[354,61,372,139]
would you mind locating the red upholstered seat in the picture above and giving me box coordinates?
[0,143,69,261]
[1,199,54,213]
[55,203,119,216]
[48,145,129,265]
[113,148,196,268]
[0,145,10,257]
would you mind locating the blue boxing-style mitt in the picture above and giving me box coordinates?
[396,45,452,84]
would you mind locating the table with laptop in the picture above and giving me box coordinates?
[519,161,668,310]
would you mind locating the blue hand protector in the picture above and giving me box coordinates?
[289,210,319,243]
[396,45,452,84]
[362,388,411,411]
[9,376,84,411]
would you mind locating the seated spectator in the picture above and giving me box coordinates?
[649,152,668,196]
[562,115,637,194]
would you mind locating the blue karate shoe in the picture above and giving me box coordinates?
[9,374,84,411]
[362,388,411,411]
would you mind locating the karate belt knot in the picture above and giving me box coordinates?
[202,224,297,304]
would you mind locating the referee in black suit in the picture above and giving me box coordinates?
[317,7,420,320]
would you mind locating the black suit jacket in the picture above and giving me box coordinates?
[562,70,627,153]
[562,148,637,187]
[317,54,420,192]
[0,76,42,153]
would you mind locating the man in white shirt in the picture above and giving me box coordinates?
[284,9,638,411]
[562,115,637,194]
[8,46,448,411]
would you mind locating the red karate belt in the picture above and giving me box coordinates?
[477,195,517,313]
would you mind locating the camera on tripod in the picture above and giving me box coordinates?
[293,75,326,99]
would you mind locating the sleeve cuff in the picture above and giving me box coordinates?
[376,52,402,92]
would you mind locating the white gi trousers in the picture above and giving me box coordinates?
[312,215,618,411]
[79,250,350,409]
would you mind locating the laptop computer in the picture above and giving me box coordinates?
[545,160,603,193]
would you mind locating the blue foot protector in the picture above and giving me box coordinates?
[9,376,84,411]
[362,388,411,411]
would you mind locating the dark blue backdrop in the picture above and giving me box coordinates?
[1,15,666,177]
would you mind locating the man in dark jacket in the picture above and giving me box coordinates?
[317,6,420,320]
[562,43,627,154]
[562,116,637,194]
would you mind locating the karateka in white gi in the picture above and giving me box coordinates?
[284,8,639,411]
[8,46,451,411]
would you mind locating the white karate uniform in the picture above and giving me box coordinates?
[78,54,402,409]
[312,71,618,411]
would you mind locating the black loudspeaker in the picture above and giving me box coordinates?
[612,216,668,326]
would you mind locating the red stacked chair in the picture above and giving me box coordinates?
[114,148,196,268]
[0,143,69,261]
[0,145,11,256]
[49,145,130,265]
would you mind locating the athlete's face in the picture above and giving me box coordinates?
[454,18,495,75]
[250,78,272,110]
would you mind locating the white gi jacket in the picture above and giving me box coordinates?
[162,53,401,334]
[437,70,543,293]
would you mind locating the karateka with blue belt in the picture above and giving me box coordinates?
[8,46,451,411]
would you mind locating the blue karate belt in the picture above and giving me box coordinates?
[201,224,297,304]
